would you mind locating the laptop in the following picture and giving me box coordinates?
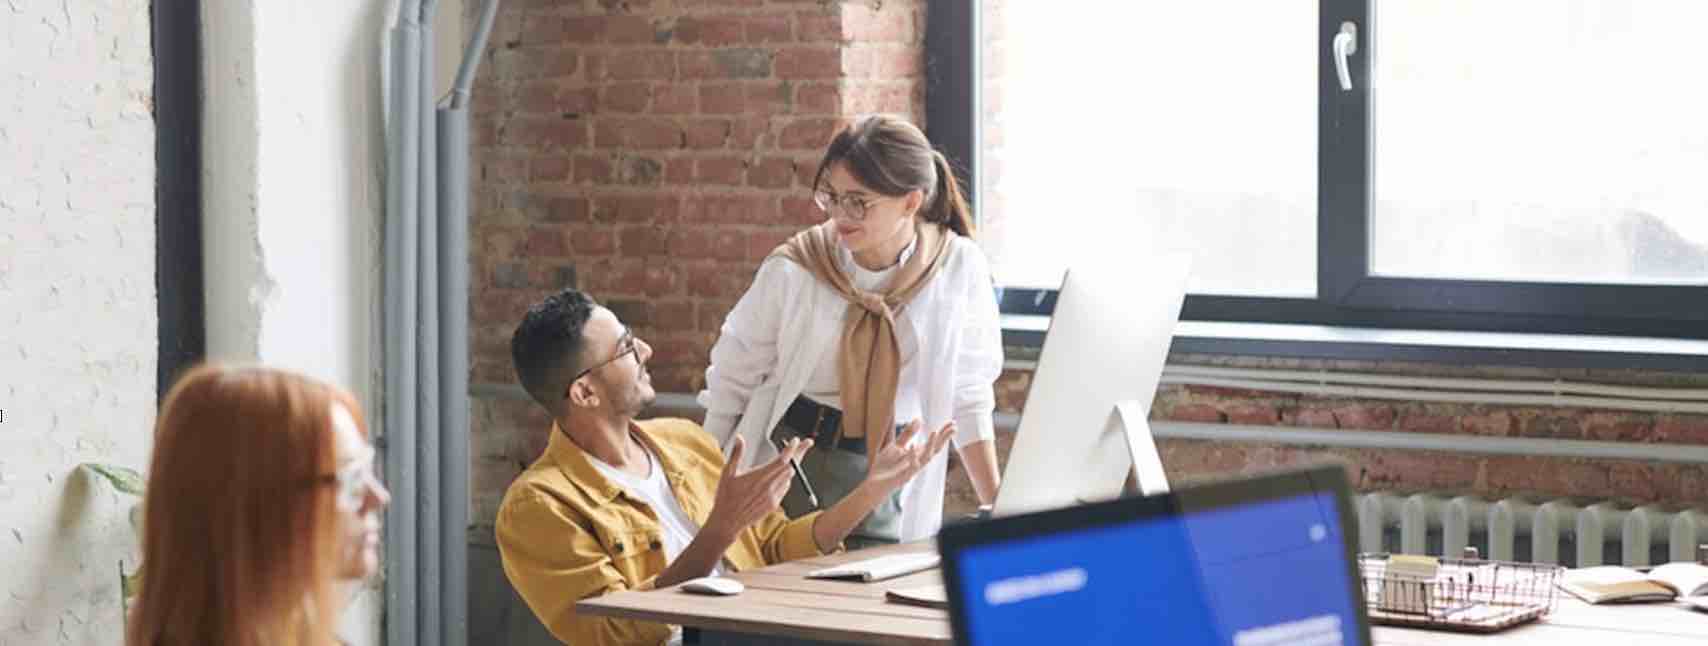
[938,465,1373,646]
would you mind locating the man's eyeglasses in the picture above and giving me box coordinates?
[570,328,639,386]
[812,189,895,222]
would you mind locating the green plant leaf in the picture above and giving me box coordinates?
[121,561,144,597]
[82,463,145,496]
[120,560,143,617]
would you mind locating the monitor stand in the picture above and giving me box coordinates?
[977,400,1175,520]
[1111,400,1170,497]
[1069,400,1172,506]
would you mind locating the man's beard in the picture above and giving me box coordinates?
[620,383,656,416]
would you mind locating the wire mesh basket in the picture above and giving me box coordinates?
[1358,552,1564,633]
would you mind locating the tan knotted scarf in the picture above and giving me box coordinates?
[770,221,954,459]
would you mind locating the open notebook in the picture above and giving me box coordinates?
[885,584,947,609]
[1559,562,1708,604]
[804,552,940,583]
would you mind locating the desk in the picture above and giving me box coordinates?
[577,542,1708,645]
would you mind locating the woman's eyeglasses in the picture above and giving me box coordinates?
[813,189,894,222]
[317,446,379,512]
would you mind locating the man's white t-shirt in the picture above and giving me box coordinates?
[587,439,723,646]
[586,439,724,577]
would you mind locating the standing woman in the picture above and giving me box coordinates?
[699,115,1003,546]
[127,364,390,646]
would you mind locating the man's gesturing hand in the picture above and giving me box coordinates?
[705,435,813,540]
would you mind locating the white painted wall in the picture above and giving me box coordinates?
[202,1,391,643]
[0,0,158,643]
[201,0,266,362]
[251,0,388,400]
[204,0,389,402]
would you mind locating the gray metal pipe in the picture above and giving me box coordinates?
[450,0,502,109]
[382,46,408,646]
[387,4,494,644]
[416,2,442,645]
[437,103,472,646]
[385,2,423,645]
[440,9,495,641]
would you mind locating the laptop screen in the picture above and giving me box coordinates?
[941,467,1368,646]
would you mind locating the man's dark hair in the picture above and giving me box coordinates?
[510,288,597,416]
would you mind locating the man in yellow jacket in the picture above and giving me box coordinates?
[497,288,955,646]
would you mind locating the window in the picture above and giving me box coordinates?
[932,0,1708,341]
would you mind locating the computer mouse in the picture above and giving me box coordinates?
[680,576,745,596]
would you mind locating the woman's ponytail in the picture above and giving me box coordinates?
[926,151,974,237]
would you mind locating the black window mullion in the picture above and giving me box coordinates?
[1320,0,1372,306]
[153,0,205,399]
[925,0,980,219]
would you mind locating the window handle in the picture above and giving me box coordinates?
[1333,21,1358,91]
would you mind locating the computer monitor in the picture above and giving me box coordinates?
[939,465,1372,646]
[990,251,1190,516]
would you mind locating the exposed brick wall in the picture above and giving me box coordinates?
[947,358,1708,519]
[469,0,927,523]
[471,0,927,391]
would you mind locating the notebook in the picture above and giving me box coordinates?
[1558,562,1708,604]
[885,584,948,609]
[804,552,941,582]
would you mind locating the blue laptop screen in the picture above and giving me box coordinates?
[950,491,1363,646]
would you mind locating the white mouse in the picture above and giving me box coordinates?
[680,576,745,596]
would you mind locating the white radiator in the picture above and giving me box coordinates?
[1356,493,1708,567]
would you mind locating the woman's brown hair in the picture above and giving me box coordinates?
[127,364,367,646]
[811,114,975,237]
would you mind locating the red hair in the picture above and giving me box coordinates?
[127,363,367,646]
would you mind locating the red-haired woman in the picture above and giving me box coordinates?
[127,364,390,646]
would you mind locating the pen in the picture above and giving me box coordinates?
[774,437,820,509]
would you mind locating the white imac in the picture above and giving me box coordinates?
[989,251,1191,517]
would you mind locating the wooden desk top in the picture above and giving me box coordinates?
[579,543,949,645]
[576,542,1708,645]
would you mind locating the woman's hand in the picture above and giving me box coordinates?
[812,421,954,551]
[862,419,955,494]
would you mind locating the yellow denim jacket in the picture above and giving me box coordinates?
[496,417,832,646]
